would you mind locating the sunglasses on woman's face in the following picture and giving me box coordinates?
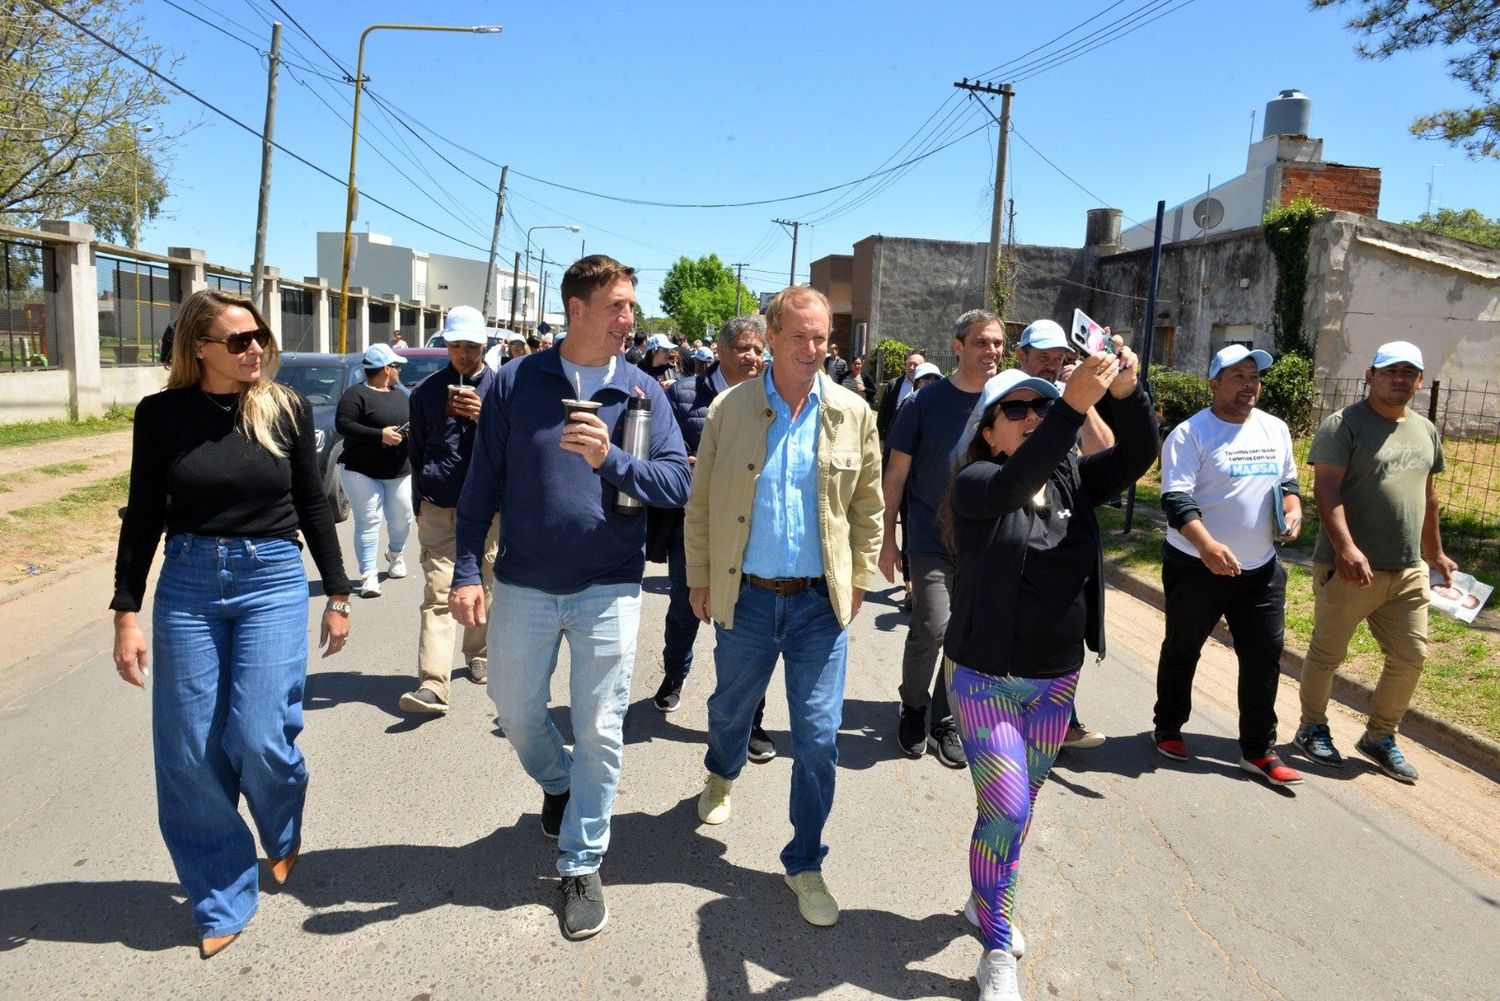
[199,328,272,354]
[997,397,1053,422]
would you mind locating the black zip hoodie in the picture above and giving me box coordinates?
[944,386,1158,677]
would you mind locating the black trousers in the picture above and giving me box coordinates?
[1153,550,1286,757]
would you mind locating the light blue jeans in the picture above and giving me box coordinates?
[706,581,848,875]
[337,467,412,575]
[151,535,311,936]
[487,579,641,876]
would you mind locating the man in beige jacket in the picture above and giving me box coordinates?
[685,286,883,928]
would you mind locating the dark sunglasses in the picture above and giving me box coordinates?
[997,398,1053,422]
[200,328,272,354]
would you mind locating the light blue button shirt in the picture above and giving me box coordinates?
[741,367,824,579]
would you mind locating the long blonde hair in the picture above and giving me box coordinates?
[168,289,298,457]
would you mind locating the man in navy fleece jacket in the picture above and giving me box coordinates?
[450,255,690,941]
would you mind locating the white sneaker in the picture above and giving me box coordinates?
[385,551,407,578]
[359,570,381,597]
[964,896,1025,957]
[977,948,1022,1001]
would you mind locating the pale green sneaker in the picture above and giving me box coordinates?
[784,870,839,927]
[697,774,733,825]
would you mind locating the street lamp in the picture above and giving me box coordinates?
[337,23,501,352]
[524,224,580,336]
[130,124,156,250]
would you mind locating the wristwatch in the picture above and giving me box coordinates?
[326,600,352,616]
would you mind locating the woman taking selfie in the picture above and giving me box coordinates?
[336,343,413,598]
[943,338,1156,1000]
[111,289,352,959]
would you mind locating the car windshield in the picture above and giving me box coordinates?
[275,364,347,405]
[400,355,451,388]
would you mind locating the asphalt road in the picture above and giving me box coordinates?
[1,527,1497,1000]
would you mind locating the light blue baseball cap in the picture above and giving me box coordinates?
[1371,340,1424,370]
[1208,344,1273,379]
[1018,319,1068,351]
[948,369,1062,466]
[362,343,406,368]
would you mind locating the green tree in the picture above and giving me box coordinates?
[0,1,175,241]
[1403,207,1500,249]
[1312,0,1500,159]
[659,254,757,334]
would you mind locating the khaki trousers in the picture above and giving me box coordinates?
[416,505,498,702]
[1299,563,1429,740]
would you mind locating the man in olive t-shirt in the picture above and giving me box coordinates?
[1293,341,1458,784]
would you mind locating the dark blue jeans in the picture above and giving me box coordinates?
[705,581,847,874]
[663,520,698,681]
[152,535,310,936]
[665,523,765,728]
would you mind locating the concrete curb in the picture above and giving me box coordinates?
[1104,562,1500,784]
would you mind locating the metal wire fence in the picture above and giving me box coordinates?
[1313,377,1500,528]
[95,252,172,367]
[0,237,60,371]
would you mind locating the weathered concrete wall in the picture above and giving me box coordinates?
[849,235,1084,359]
[1090,225,1276,376]
[100,366,167,410]
[1307,212,1500,424]
[0,370,72,422]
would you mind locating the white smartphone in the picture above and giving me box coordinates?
[1070,308,1116,357]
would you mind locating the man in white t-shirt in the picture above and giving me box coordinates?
[1152,345,1305,787]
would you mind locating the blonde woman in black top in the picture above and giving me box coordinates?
[111,289,352,959]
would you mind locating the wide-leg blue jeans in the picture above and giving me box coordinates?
[705,582,848,875]
[151,535,311,936]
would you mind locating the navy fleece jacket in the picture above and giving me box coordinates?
[453,346,692,594]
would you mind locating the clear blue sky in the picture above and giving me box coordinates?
[133,0,1495,314]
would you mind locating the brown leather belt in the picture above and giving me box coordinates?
[743,574,824,596]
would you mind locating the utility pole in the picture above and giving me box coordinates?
[481,164,508,322]
[252,21,282,308]
[732,262,747,314]
[773,219,801,286]
[507,251,521,333]
[953,79,1014,292]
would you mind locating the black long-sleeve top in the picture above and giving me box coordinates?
[110,387,353,611]
[335,383,411,480]
[944,386,1159,677]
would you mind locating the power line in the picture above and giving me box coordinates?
[1009,123,1146,229]
[37,0,500,258]
[969,0,1130,81]
[1008,0,1197,85]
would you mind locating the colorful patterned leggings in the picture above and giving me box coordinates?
[950,664,1079,952]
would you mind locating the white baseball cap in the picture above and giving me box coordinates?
[1371,340,1424,371]
[1208,344,1273,380]
[911,362,943,383]
[441,305,487,345]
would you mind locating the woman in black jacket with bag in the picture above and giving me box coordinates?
[942,338,1156,1000]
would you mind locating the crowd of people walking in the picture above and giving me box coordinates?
[112,264,1461,999]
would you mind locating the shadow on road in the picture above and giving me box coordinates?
[304,669,412,719]
[0,879,188,952]
[1054,730,1300,798]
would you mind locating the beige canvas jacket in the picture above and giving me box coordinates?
[684,371,884,630]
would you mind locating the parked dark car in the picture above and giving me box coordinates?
[273,352,366,523]
[394,347,452,390]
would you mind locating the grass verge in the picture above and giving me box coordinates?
[0,405,134,449]
[0,472,129,587]
[1098,506,1500,745]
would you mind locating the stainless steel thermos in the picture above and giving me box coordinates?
[613,397,651,515]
